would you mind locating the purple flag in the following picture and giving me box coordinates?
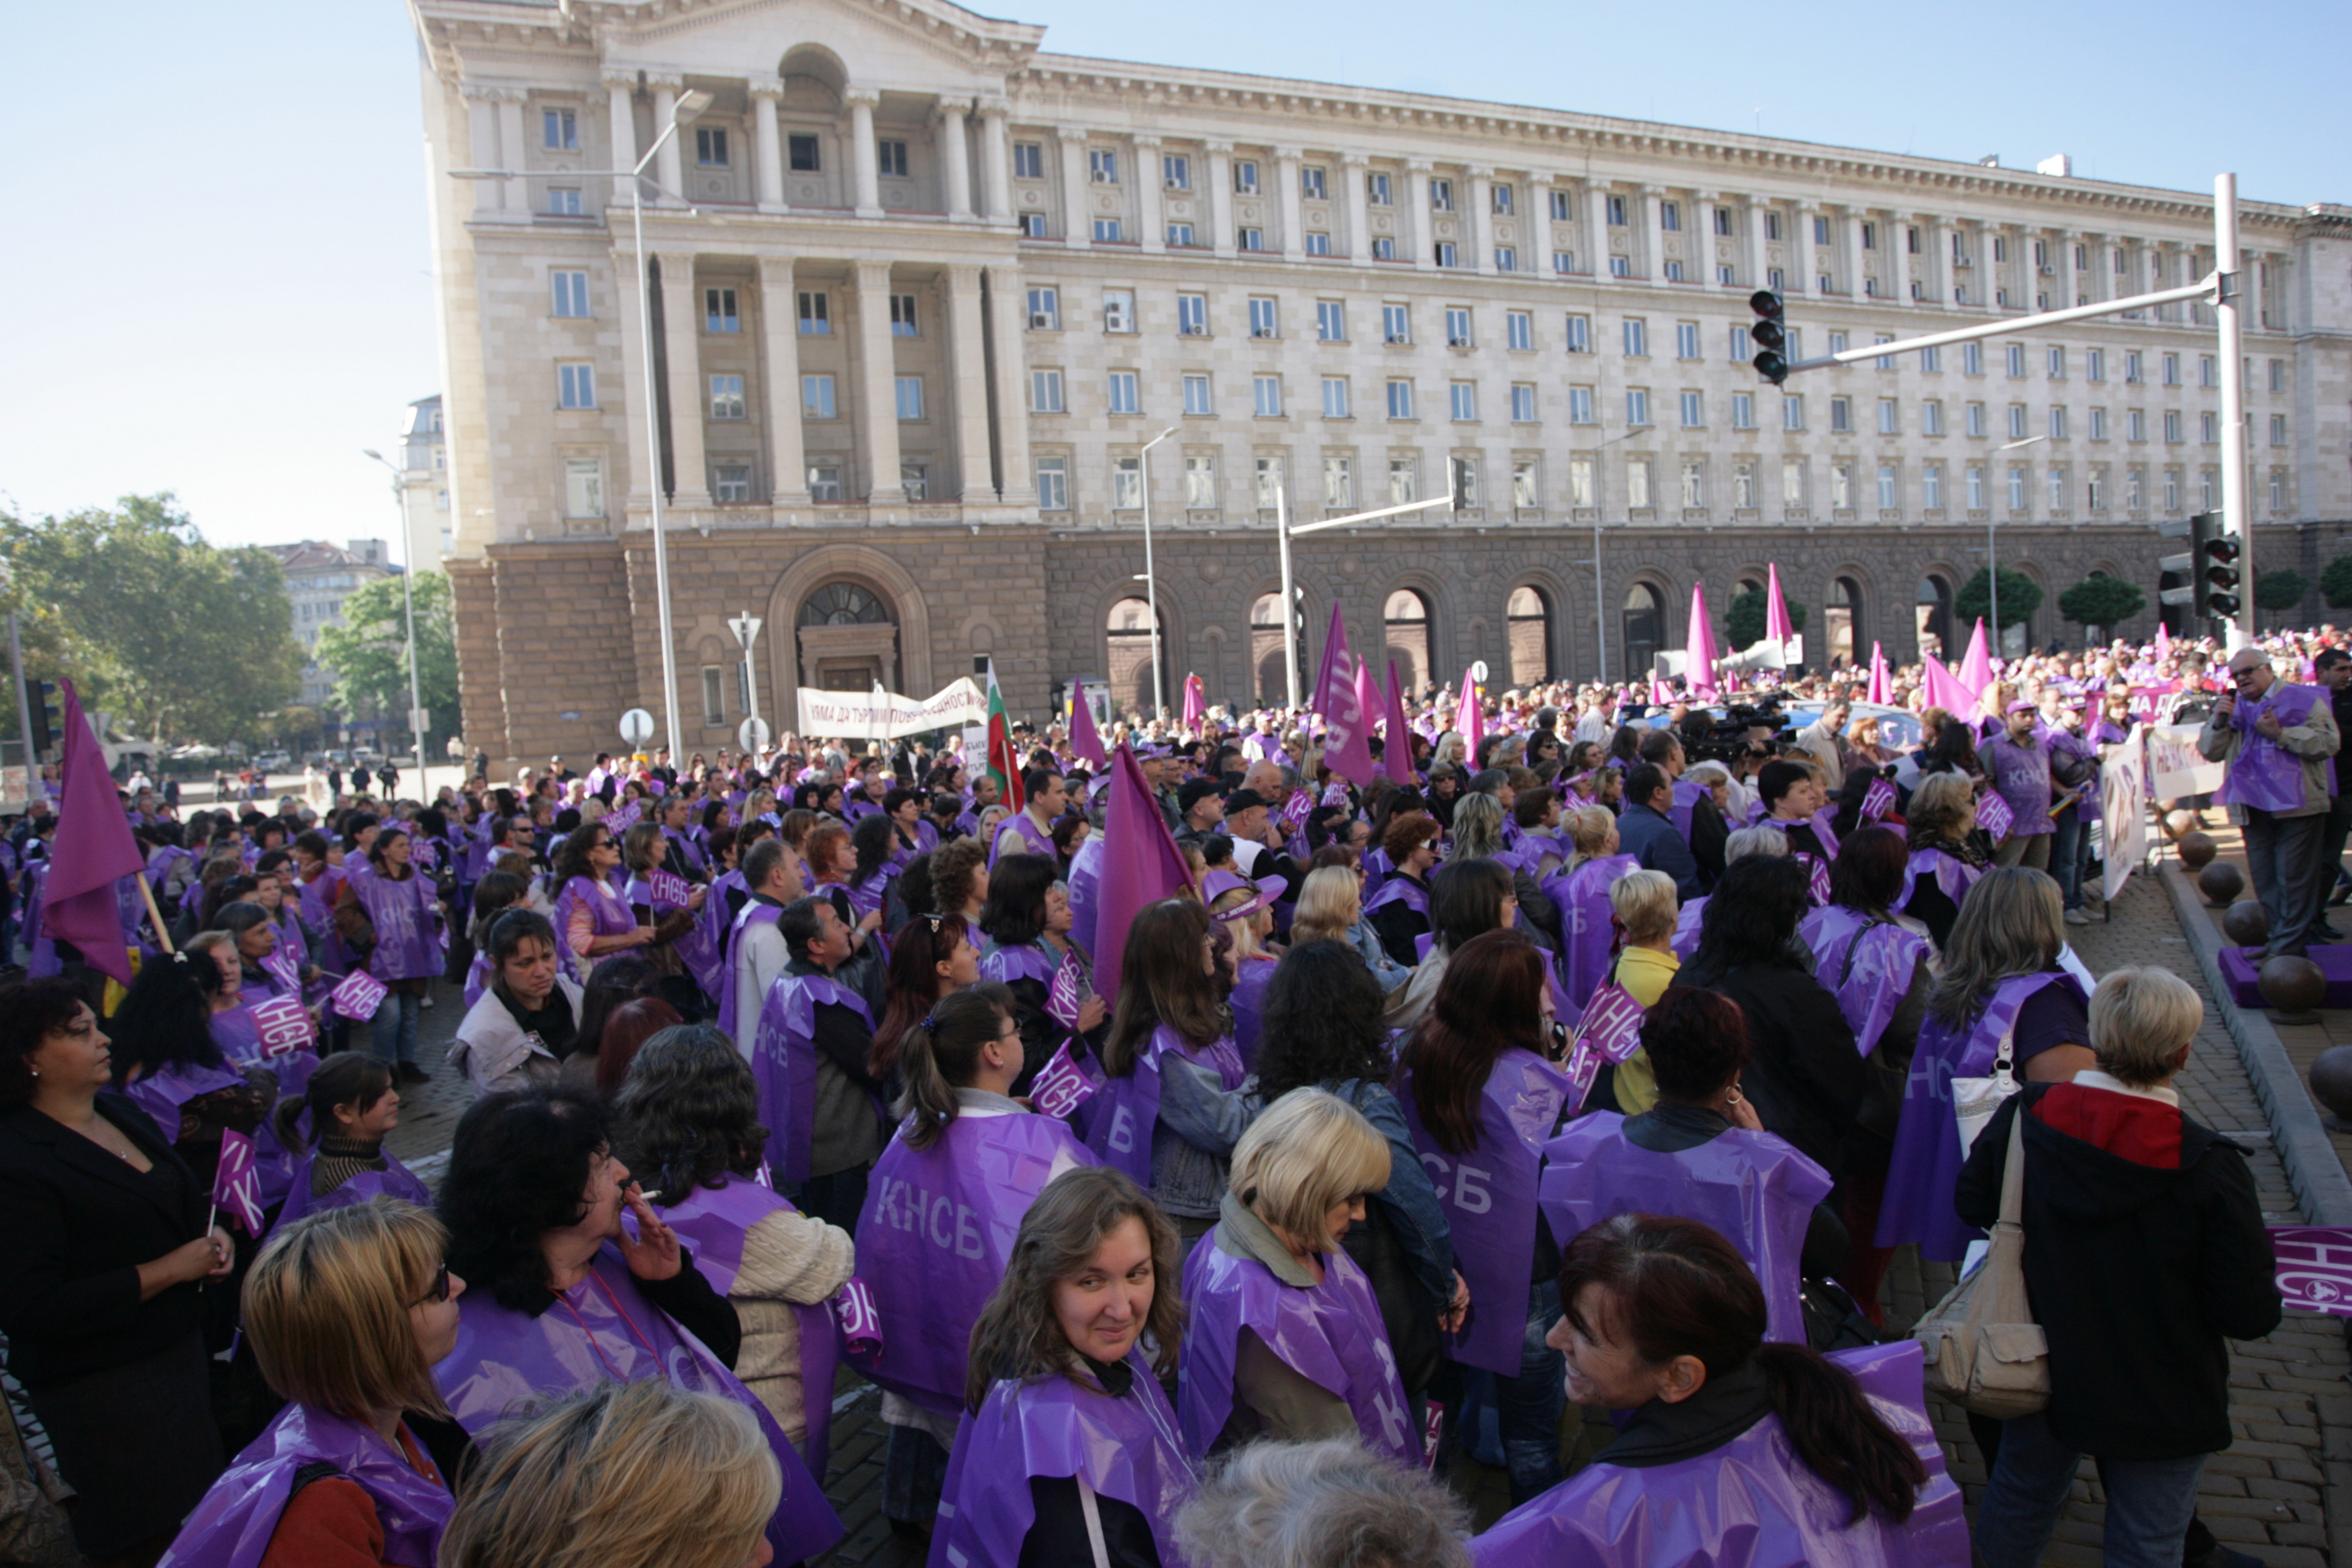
[1092,744,1194,1008]
[45,679,147,983]
[1867,640,1892,704]
[1182,673,1206,731]
[1310,599,1348,725]
[604,801,644,835]
[1863,776,1896,822]
[248,993,313,1059]
[327,969,389,1023]
[831,1277,883,1357]
[1560,1038,1605,1118]
[1452,665,1485,758]
[648,867,693,908]
[1315,611,1379,788]
[1045,948,1086,1029]
[1919,652,1978,717]
[213,1128,266,1236]
[2273,1228,2352,1317]
[1069,684,1108,768]
[1030,1040,1101,1120]
[1573,982,1647,1065]
[1975,789,2015,844]
[1384,658,1418,784]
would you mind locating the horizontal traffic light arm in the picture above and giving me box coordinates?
[1777,274,2220,376]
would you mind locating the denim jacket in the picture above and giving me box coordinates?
[1346,918,1414,993]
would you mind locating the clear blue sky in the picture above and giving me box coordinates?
[3,0,2339,551]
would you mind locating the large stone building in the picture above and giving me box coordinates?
[266,539,395,712]
[409,0,2350,770]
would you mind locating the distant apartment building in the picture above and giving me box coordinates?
[267,540,394,711]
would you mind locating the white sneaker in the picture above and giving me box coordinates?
[2064,908,2092,926]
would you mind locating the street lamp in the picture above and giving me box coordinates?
[1275,485,1457,709]
[362,448,430,792]
[1994,433,2049,657]
[1136,426,1178,717]
[449,86,714,765]
[1583,429,1642,685]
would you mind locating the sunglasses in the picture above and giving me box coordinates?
[411,1261,452,1308]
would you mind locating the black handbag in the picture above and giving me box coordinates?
[1342,1196,1445,1400]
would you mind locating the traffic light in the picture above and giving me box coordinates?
[26,681,56,762]
[2190,511,2241,621]
[1749,289,1789,385]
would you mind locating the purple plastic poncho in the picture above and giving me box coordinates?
[1066,834,1106,957]
[155,1403,452,1568]
[977,938,1057,990]
[552,873,635,984]
[749,971,873,1184]
[1177,1223,1418,1465]
[1084,1024,1245,1187]
[1362,871,1427,921]
[432,1244,845,1563]
[1228,958,1277,1067]
[2217,681,2335,813]
[346,865,441,983]
[660,1174,842,1479]
[928,1351,1198,1568]
[628,872,722,999]
[859,1108,1097,1418]
[990,811,1055,868]
[1540,1112,1832,1346]
[1899,846,1984,920]
[1876,971,2078,1260]
[1398,1048,1570,1376]
[275,1148,432,1226]
[714,899,782,1046]
[1545,854,1640,1013]
[1470,1339,1969,1568]
[1798,906,1932,1058]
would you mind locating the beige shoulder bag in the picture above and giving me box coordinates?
[1912,1108,2049,1418]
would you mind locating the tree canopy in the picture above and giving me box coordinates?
[2319,555,2352,609]
[1953,566,2043,631]
[315,571,459,750]
[2055,575,2146,630]
[2255,569,2310,613]
[1724,587,1808,650]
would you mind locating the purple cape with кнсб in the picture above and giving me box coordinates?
[715,898,783,1046]
[1398,1050,1569,1377]
[750,971,874,1184]
[2216,681,2335,813]
[1546,853,1640,1013]
[1877,971,2079,1261]
[658,1173,842,1481]
[1900,846,1986,919]
[1799,906,1932,1059]
[857,1108,1097,1418]
[431,1243,844,1563]
[1469,1339,1969,1568]
[552,873,634,983]
[928,1351,1199,1568]
[345,863,442,983]
[977,938,1057,990]
[276,1148,432,1226]
[1177,1222,1418,1466]
[1540,1112,1832,1348]
[1228,957,1277,1067]
[1084,1023,1244,1187]
[154,1403,452,1568]
[628,873,722,998]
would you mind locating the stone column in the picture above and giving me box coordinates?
[1926,215,1951,307]
[749,76,786,213]
[1744,197,1769,291]
[1057,126,1091,249]
[1790,203,1814,295]
[649,75,685,207]
[936,97,974,221]
[944,264,993,502]
[848,88,882,217]
[1133,134,1163,254]
[852,260,905,505]
[1342,152,1372,263]
[1642,185,1667,283]
[656,251,710,505]
[1276,146,1306,260]
[1207,140,1235,259]
[494,91,529,216]
[1890,211,1912,303]
[977,99,1012,224]
[1526,173,1552,277]
[603,69,639,207]
[2094,234,2118,303]
[756,256,809,505]
[985,263,1034,505]
[1585,181,1611,277]
[1843,207,1867,298]
[1467,166,1493,273]
[1406,158,1434,271]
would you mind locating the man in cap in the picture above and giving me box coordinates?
[2199,646,2341,959]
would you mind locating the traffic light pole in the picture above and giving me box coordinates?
[7,613,42,804]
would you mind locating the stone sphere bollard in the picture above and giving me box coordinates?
[2222,899,2271,950]
[2176,830,2217,871]
[2259,954,2329,1025]
[2196,859,2244,906]
[2163,809,2203,842]
[2310,1044,2352,1131]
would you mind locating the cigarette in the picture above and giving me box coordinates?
[634,1188,662,1204]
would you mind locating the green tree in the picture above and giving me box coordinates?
[315,572,458,752]
[2318,555,2352,609]
[1953,566,2043,632]
[1,494,303,744]
[2055,575,2146,633]
[2255,569,2310,616]
[1724,588,1808,650]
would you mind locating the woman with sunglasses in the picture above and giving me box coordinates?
[550,822,654,987]
[156,1199,470,1568]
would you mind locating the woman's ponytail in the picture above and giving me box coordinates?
[279,1053,398,1160]
[893,983,1016,1153]
[1755,1344,1927,1524]
[272,1093,311,1156]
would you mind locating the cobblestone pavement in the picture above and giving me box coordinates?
[381,856,2352,1567]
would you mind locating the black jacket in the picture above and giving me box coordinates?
[1957,1086,2280,1459]
[1683,958,1869,1182]
[0,1098,211,1387]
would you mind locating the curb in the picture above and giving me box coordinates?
[2160,861,2352,1226]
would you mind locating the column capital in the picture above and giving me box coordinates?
[645,71,685,92]
[1740,193,1765,209]
[977,95,1012,119]
[1340,150,1371,168]
[1204,138,1234,155]
[1467,164,1494,181]
[934,94,975,118]
[1273,146,1304,163]
[852,258,895,289]
[1055,124,1091,145]
[1692,189,1720,205]
[1405,156,1434,173]
[599,66,640,91]
[946,262,985,292]
[844,85,882,108]
[755,254,797,284]
[1523,168,1551,186]
[654,250,700,277]
[460,81,530,103]
[1639,183,1666,198]
[1130,131,1161,149]
[746,73,785,101]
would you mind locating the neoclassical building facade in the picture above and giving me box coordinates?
[411,0,2351,766]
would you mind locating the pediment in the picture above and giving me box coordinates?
[583,0,1042,91]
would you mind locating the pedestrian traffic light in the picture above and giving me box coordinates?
[1749,289,1789,385]
[2190,511,2241,621]
[27,681,56,762]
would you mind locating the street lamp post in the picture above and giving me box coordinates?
[1277,488,1458,710]
[728,611,764,736]
[1994,434,2049,657]
[1583,428,1641,684]
[362,449,430,791]
[1137,426,1177,717]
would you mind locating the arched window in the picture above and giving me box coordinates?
[794,580,899,692]
[1506,586,1551,685]
[1383,589,1430,695]
[798,582,890,626]
[1250,593,1297,706]
[1622,583,1665,676]
[1826,576,1862,668]
[1915,574,1953,662]
[1106,597,1164,716]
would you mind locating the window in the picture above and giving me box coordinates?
[1373,237,1397,260]
[2128,467,2145,510]
[1088,148,1119,184]
[1571,456,1596,507]
[1495,248,1517,272]
[1860,220,1876,250]
[1012,142,1042,179]
[1186,454,1218,507]
[1434,242,1459,268]
[888,293,918,336]
[709,374,746,420]
[1383,304,1411,344]
[696,126,729,167]
[2049,467,2069,509]
[2127,409,2147,442]
[1300,165,1327,200]
[1921,346,1942,373]
[1830,396,1852,433]
[1877,466,1898,509]
[1967,467,1985,510]
[714,464,752,503]
[1783,395,1805,431]
[1101,289,1134,334]
[1308,234,1332,256]
[1623,318,1647,357]
[1875,336,1895,371]
[1830,463,1853,509]
[1450,381,1477,421]
[1626,459,1652,509]
[2007,404,2028,439]
[2088,407,2108,440]
[789,134,822,171]
[2200,411,2218,443]
[2269,359,2287,393]
[1728,326,1751,362]
[1389,458,1418,503]
[1238,227,1265,252]
[2007,467,2026,509]
[1660,201,1681,232]
[1021,213,1046,239]
[1626,388,1651,426]
[1177,293,1207,336]
[1322,377,1351,418]
[2005,342,2025,378]
[1026,287,1060,330]
[1386,379,1415,419]
[891,375,924,420]
[1877,398,1899,434]
[801,374,836,418]
[1511,383,1537,422]
[1664,260,1684,282]
[2201,471,2215,509]
[557,362,596,408]
[1324,456,1354,507]
[1113,456,1142,509]
[1677,389,1704,428]
[1966,401,1987,438]
[1608,195,1628,226]
[1036,455,1069,509]
[1430,178,1455,211]
[552,270,590,318]
[2198,354,2216,387]
[1451,456,1479,508]
[2271,413,2288,447]
[1316,300,1347,342]
[900,462,928,502]
[1812,215,1831,245]
[2165,410,2182,444]
[701,666,726,725]
[1733,463,1755,508]
[2045,346,2065,380]
[1963,342,1983,377]
[1254,375,1284,417]
[2085,348,2105,383]
[1491,182,1514,215]
[1030,369,1066,413]
[1569,387,1596,424]
[2125,350,2144,384]
[1367,171,1391,205]
[543,108,577,150]
[797,291,830,334]
[1183,375,1213,415]
[1828,332,1849,356]
[1923,464,1943,509]
[563,458,603,518]
[1731,392,1755,429]
[1674,322,1700,360]
[1233,160,1259,195]
[1514,460,1540,511]
[1781,460,1806,506]
[1162,153,1191,190]
[1445,307,1473,348]
[2162,352,2181,386]
[1108,371,1140,415]
[1092,219,1123,243]
[1612,256,1631,278]
[1166,222,1195,247]
[1248,297,1279,339]
[546,188,582,215]
[1255,458,1285,511]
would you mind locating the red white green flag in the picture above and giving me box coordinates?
[985,658,1026,815]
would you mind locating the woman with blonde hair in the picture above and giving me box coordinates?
[158,1199,467,1567]
[1545,805,1637,1012]
[1588,868,1683,1116]
[1291,863,1408,991]
[1206,869,1285,1063]
[932,1166,1197,1568]
[438,1379,779,1568]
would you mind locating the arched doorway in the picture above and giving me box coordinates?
[1251,593,1299,707]
[795,580,899,692]
[1826,576,1862,669]
[1383,590,1431,695]
[1506,586,1551,686]
[1106,597,1164,716]
[1916,574,1953,663]
[1622,583,1665,677]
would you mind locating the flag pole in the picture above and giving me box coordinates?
[136,876,176,957]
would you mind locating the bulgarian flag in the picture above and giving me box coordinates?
[985,658,1026,815]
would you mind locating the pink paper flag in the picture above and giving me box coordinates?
[1867,642,1892,705]
[1573,983,1649,1066]
[212,1129,267,1236]
[604,801,644,834]
[1957,618,1994,697]
[1975,789,2015,844]
[2272,1228,2352,1317]
[1765,563,1796,647]
[832,1277,884,1357]
[1685,583,1721,697]
[1181,673,1206,731]
[249,993,315,1059]
[1920,654,1977,716]
[1092,745,1194,1007]
[1030,1040,1103,1120]
[328,969,389,1024]
[648,868,693,908]
[1561,1039,1606,1117]
[1861,777,1896,823]
[1278,789,1314,834]
[1383,659,1418,785]
[1045,950,1087,1030]
[1804,852,1833,906]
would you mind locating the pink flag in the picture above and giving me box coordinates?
[1975,789,2015,844]
[1685,583,1721,697]
[1867,642,1891,705]
[831,1277,883,1359]
[249,993,315,1059]
[1765,563,1796,646]
[1318,622,1379,788]
[1650,677,1670,706]
[1069,685,1107,768]
[45,679,147,983]
[1030,1039,1102,1120]
[1093,744,1194,1007]
[328,969,390,1024]
[1045,948,1087,1028]
[212,1129,266,1236]
[1452,665,1485,758]
[1958,618,1994,696]
[1310,600,1347,723]
[1919,654,1977,716]
[2155,622,2173,662]
[1383,659,1417,785]
[1181,673,1205,731]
